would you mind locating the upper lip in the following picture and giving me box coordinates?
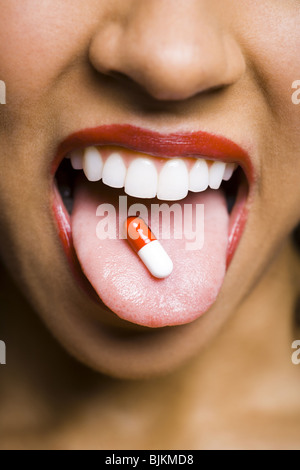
[53,124,254,183]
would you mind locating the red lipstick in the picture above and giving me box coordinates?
[53,124,254,183]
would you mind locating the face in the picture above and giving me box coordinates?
[0,0,299,378]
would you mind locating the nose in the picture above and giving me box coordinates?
[89,0,245,101]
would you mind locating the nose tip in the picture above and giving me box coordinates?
[89,2,246,102]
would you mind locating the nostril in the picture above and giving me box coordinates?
[103,69,227,103]
[106,70,146,92]
[89,7,245,103]
[90,44,244,102]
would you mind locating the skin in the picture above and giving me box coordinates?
[0,0,300,449]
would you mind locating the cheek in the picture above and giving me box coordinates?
[0,0,97,101]
[242,3,300,194]
[240,2,300,129]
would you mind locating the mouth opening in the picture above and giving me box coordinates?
[52,127,251,328]
[55,155,246,218]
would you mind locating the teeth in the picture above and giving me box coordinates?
[223,163,237,181]
[70,150,83,170]
[83,147,103,182]
[157,159,189,201]
[125,158,158,198]
[102,152,127,188]
[209,161,226,190]
[189,159,209,192]
[67,147,238,200]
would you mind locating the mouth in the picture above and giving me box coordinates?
[52,125,252,328]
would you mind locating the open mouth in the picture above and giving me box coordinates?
[52,125,252,328]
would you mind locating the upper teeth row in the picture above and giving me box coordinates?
[69,147,237,201]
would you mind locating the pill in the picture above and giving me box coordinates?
[125,216,173,279]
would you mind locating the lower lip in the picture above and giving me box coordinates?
[51,185,101,302]
[227,180,249,267]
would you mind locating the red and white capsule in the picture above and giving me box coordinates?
[125,216,173,279]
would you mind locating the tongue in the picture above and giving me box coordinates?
[71,179,229,327]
